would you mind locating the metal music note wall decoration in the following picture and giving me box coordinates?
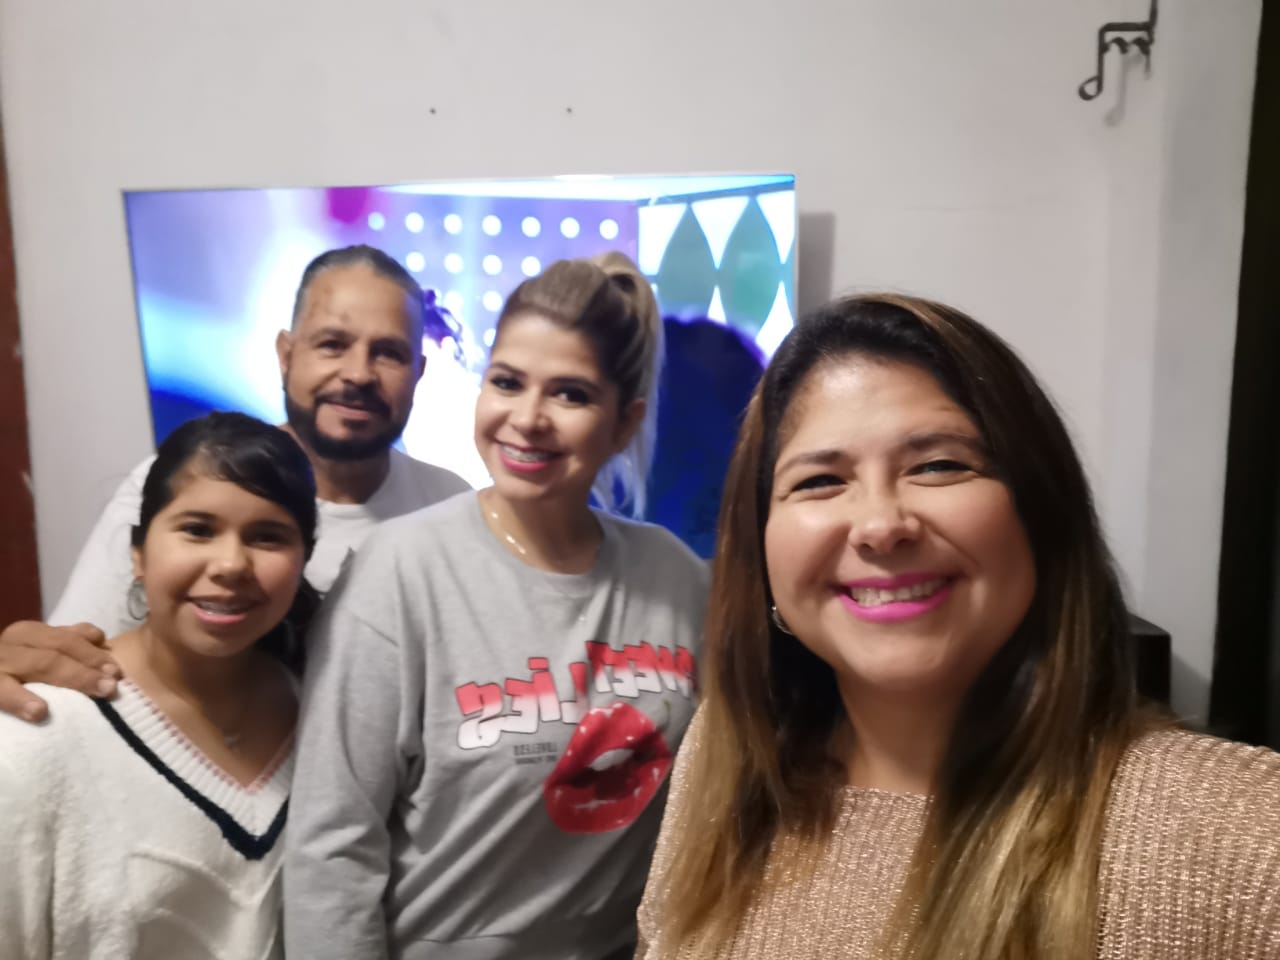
[1078,0,1158,101]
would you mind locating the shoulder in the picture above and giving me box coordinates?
[1115,726,1280,799]
[323,491,479,594]
[364,488,478,552]
[48,457,154,627]
[603,518,711,623]
[304,501,479,659]
[0,686,101,783]
[15,684,105,728]
[105,454,154,508]
[604,515,710,579]
[126,454,156,488]
[91,454,154,517]
[387,449,472,502]
[95,454,153,519]
[1106,726,1280,867]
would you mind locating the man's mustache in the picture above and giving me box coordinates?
[315,388,390,418]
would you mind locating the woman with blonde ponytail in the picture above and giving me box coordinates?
[284,253,709,960]
[637,293,1280,959]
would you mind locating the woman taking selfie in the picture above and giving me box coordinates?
[637,294,1280,959]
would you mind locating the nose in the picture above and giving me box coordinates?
[510,393,548,433]
[338,345,375,386]
[847,487,921,556]
[209,537,252,581]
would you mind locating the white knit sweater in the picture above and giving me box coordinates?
[0,681,292,960]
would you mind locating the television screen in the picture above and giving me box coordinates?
[123,174,797,555]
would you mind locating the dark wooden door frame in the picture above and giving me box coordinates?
[0,112,43,623]
[1208,3,1278,748]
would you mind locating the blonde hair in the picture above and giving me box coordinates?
[653,294,1155,958]
[495,251,663,516]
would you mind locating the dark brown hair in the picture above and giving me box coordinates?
[132,412,319,671]
[291,244,424,330]
[655,293,1147,958]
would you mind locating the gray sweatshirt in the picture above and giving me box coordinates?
[284,491,709,960]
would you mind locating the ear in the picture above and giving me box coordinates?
[414,346,427,387]
[612,398,647,455]
[130,544,144,581]
[276,330,294,383]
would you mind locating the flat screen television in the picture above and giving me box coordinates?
[123,173,797,555]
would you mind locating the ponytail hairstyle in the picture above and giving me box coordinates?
[494,251,663,516]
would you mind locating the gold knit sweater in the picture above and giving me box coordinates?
[637,721,1280,959]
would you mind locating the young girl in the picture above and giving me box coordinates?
[284,253,710,959]
[0,412,318,959]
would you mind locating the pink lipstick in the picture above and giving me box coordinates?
[837,573,956,623]
[497,442,559,475]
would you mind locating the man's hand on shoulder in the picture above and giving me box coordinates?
[0,621,120,722]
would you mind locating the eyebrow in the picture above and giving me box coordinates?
[169,512,298,533]
[773,448,845,477]
[247,519,302,537]
[306,325,353,342]
[170,511,217,523]
[773,431,989,477]
[550,376,603,394]
[370,335,413,354]
[901,431,989,455]
[489,363,603,392]
[308,325,411,350]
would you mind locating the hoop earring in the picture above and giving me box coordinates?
[126,577,148,621]
[770,604,794,636]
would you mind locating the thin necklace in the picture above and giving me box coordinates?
[143,663,251,752]
[482,493,601,572]
[482,494,618,627]
[488,507,529,557]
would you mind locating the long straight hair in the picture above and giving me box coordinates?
[655,294,1148,958]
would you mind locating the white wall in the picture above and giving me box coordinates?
[1,0,1261,721]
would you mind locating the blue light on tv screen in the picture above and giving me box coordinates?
[123,174,797,555]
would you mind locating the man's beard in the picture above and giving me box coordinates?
[283,389,408,462]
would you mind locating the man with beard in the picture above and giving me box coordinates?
[0,245,470,720]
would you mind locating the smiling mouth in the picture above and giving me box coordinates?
[318,393,389,417]
[845,578,951,607]
[325,402,381,416]
[188,597,258,626]
[500,443,559,463]
[191,597,252,614]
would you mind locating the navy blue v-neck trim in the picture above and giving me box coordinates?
[94,697,288,861]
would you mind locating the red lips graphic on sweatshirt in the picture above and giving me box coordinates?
[543,702,672,834]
